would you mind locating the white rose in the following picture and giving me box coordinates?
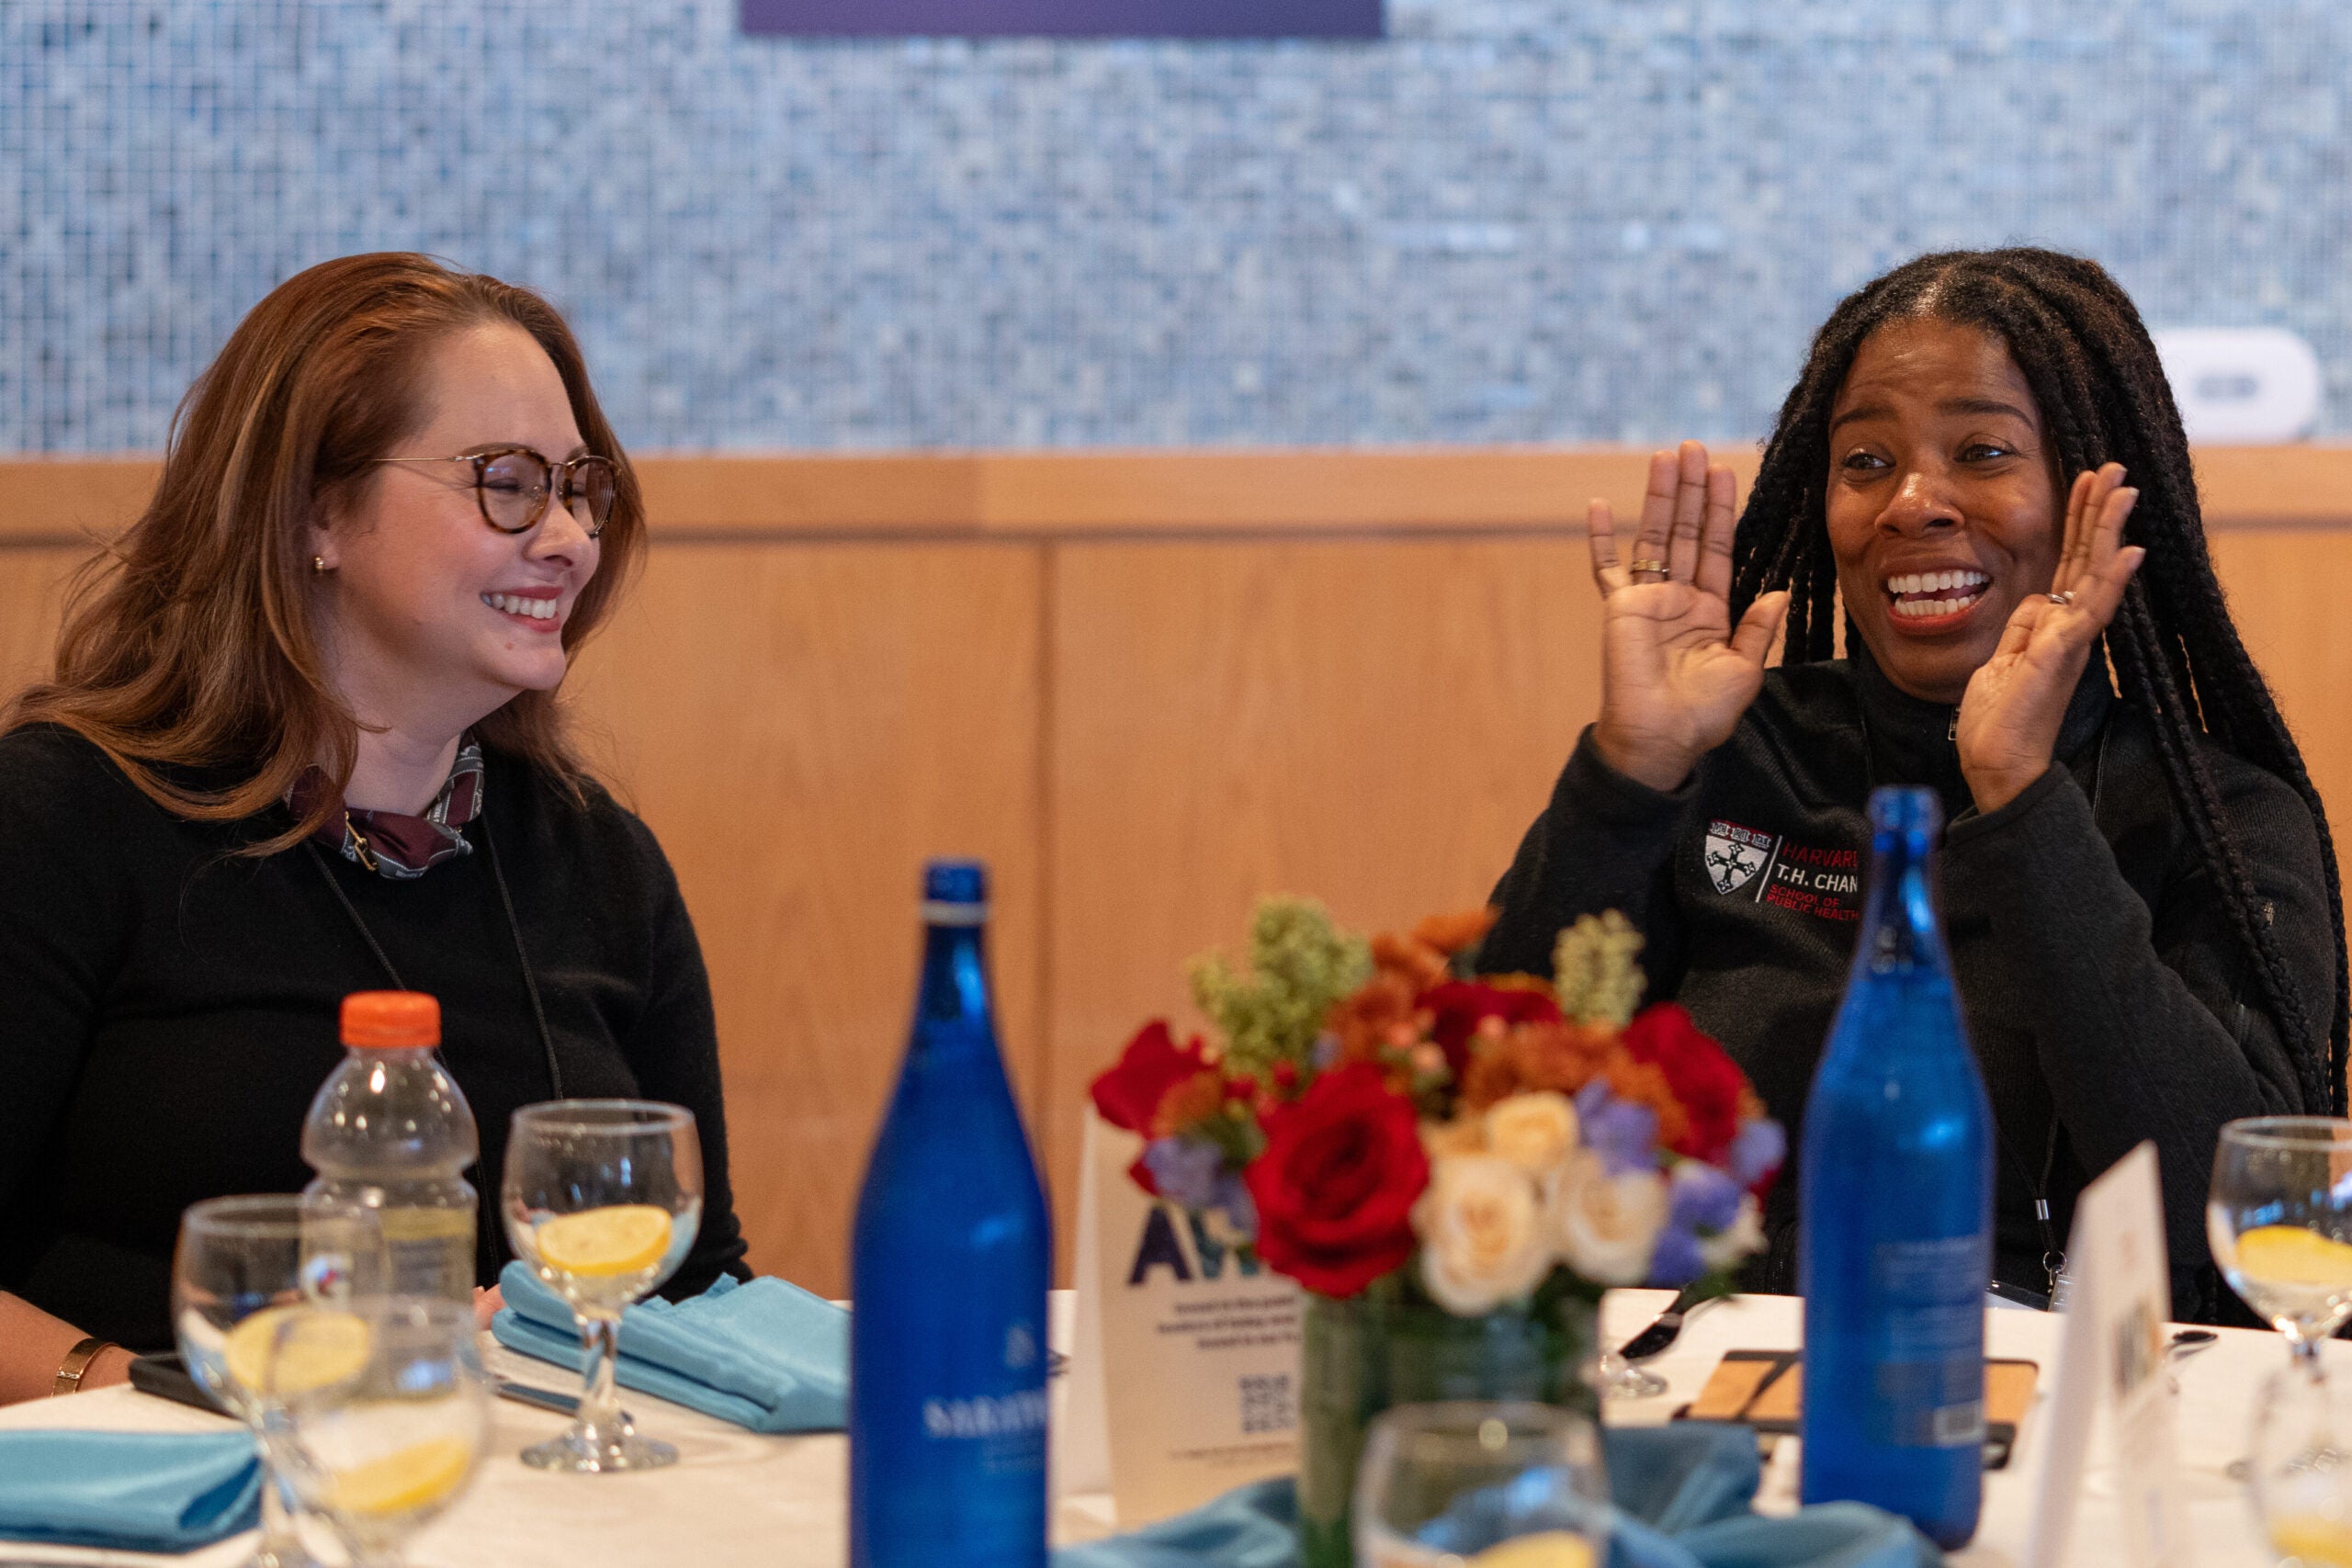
[1413,1154,1555,1315]
[1700,1193,1767,1272]
[1551,1148,1668,1287]
[1482,1091,1579,1179]
[1421,1116,1487,1162]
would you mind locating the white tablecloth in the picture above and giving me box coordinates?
[0,1288,2324,1566]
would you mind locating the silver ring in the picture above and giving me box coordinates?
[2046,590,2075,606]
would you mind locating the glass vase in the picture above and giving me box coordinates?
[1295,1280,1599,1568]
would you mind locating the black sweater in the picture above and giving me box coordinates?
[1484,649,2333,1320]
[0,725,750,1349]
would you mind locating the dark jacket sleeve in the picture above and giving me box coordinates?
[619,833,753,1295]
[1482,726,1695,981]
[1942,758,2330,1315]
[0,730,130,1289]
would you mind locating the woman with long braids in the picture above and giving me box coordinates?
[1483,247,2346,1320]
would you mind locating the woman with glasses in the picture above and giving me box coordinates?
[0,254,750,1399]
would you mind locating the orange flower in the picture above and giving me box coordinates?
[1414,908,1498,957]
[1601,1055,1690,1155]
[1150,1070,1227,1137]
[1325,969,1421,1068]
[1459,1018,1620,1111]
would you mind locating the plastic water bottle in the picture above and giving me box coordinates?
[1799,787,1993,1549]
[851,861,1051,1568]
[301,990,481,1303]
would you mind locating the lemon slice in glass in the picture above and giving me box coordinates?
[2235,1224,2352,1286]
[1465,1531,1598,1568]
[2270,1513,2352,1566]
[327,1433,476,1518]
[534,1204,673,1277]
[223,1305,371,1398]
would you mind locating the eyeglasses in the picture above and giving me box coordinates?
[370,446,618,539]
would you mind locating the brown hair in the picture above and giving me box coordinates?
[6,252,644,853]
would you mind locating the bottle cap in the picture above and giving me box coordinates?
[922,859,988,924]
[339,990,440,1048]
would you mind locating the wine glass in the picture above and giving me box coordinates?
[502,1099,703,1472]
[271,1297,490,1568]
[2209,1116,2352,1554]
[1589,1346,1668,1401]
[1354,1402,1611,1568]
[174,1194,384,1568]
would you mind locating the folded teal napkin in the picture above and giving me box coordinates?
[0,1429,260,1551]
[1052,1425,1939,1568]
[492,1262,848,1433]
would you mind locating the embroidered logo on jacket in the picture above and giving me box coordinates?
[1704,820,1777,895]
[1702,820,1862,923]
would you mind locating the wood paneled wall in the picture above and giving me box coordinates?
[7,449,2352,1294]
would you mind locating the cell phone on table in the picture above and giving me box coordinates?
[128,1350,227,1414]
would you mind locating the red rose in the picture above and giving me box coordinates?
[1620,1002,1748,1166]
[1245,1063,1429,1297]
[1423,981,1563,1077]
[1091,1021,1212,1136]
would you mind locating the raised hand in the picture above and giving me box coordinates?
[1588,441,1792,791]
[1955,463,2146,813]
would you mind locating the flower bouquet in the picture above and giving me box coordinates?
[1090,900,1783,1568]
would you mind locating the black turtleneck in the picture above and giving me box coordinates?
[0,725,752,1349]
[1482,649,2332,1321]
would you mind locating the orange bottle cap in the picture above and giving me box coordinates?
[340,990,440,1048]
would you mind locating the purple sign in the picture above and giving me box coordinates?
[742,0,1382,39]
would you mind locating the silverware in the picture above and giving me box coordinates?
[494,1374,635,1429]
[2165,1328,2218,1396]
[1617,1284,1720,1362]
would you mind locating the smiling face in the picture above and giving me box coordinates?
[1824,317,2066,704]
[310,321,602,739]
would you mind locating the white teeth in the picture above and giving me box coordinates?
[481,592,558,620]
[1883,570,1990,598]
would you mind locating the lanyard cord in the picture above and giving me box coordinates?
[301,807,566,1100]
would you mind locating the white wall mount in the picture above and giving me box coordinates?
[2153,326,2324,444]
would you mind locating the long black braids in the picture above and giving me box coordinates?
[1727,247,2348,1116]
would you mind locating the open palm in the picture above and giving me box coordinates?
[1589,442,1792,792]
[1956,462,2146,812]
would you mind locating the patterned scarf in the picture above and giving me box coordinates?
[290,739,484,880]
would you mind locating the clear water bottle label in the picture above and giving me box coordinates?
[1869,1234,1987,1449]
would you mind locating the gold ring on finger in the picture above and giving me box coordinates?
[1629,558,1669,576]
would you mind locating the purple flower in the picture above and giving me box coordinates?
[1142,1136,1226,1210]
[1647,1223,1705,1288]
[1669,1160,1742,1235]
[1212,1173,1258,1237]
[1576,1081,1660,1177]
[1727,1119,1786,1190]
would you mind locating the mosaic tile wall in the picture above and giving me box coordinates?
[6,0,2352,450]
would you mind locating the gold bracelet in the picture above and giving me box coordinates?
[51,1336,113,1397]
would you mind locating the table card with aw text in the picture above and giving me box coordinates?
[1069,1106,1302,1527]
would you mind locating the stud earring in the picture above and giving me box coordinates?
[312,556,329,574]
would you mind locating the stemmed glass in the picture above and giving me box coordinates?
[2209,1116,2352,1559]
[502,1099,703,1472]
[173,1194,384,1568]
[1354,1402,1611,1568]
[1589,1346,1668,1402]
[271,1297,490,1568]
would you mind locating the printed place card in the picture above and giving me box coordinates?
[2023,1140,2194,1568]
[1069,1106,1303,1526]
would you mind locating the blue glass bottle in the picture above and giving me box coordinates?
[852,860,1051,1568]
[1799,787,1993,1549]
